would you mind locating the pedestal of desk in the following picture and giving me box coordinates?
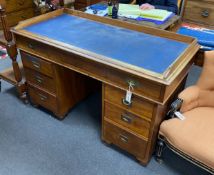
[20,50,98,119]
[102,74,187,165]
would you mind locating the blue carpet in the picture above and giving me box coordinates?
[0,58,210,175]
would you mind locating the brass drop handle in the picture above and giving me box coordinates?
[201,9,209,17]
[121,114,132,124]
[38,94,47,101]
[119,134,129,143]
[21,15,26,19]
[35,75,43,84]
[31,60,40,69]
[28,43,35,49]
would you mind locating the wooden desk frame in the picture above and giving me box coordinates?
[11,9,199,165]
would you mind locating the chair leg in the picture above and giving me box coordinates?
[155,138,165,163]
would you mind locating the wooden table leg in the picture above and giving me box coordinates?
[0,6,28,103]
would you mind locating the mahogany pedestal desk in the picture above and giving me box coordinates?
[12,9,199,165]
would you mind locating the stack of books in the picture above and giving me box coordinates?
[118,4,173,22]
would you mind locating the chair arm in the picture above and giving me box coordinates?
[178,85,200,113]
[166,86,199,118]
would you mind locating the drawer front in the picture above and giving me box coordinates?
[2,8,34,28]
[104,85,155,119]
[106,68,162,101]
[103,119,147,159]
[16,36,50,58]
[21,52,54,77]
[184,0,214,26]
[104,102,150,138]
[5,0,33,13]
[24,68,56,94]
[28,85,57,112]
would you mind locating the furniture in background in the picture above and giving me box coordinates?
[74,0,101,9]
[82,2,181,30]
[177,0,214,66]
[0,0,67,101]
[177,0,186,16]
[0,0,35,29]
[129,0,185,16]
[34,0,73,14]
[182,0,214,29]
[156,51,214,174]
[0,5,27,102]
[11,9,199,164]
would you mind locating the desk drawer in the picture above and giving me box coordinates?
[16,37,50,58]
[104,85,154,119]
[106,68,162,101]
[5,0,33,13]
[103,119,147,159]
[24,68,56,94]
[184,0,214,26]
[104,102,150,138]
[21,52,54,77]
[28,85,57,112]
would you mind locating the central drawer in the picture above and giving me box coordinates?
[17,38,51,58]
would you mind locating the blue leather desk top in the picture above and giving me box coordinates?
[24,14,188,74]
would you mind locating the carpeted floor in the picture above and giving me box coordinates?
[0,46,8,59]
[0,57,210,175]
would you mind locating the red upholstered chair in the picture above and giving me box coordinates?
[156,51,214,174]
